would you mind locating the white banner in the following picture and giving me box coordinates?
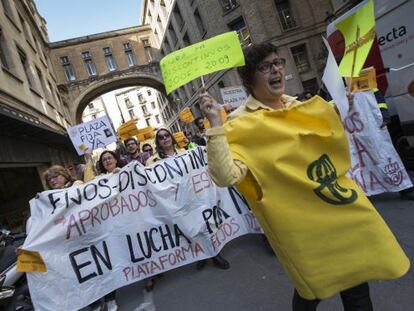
[23,147,261,311]
[345,92,412,195]
[67,115,116,155]
[220,86,247,108]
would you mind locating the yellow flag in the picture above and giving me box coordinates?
[160,32,245,94]
[17,249,47,272]
[336,0,375,77]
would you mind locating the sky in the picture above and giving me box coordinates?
[35,0,142,42]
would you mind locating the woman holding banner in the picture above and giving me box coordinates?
[199,43,409,310]
[84,150,124,182]
[42,165,82,189]
[146,128,186,165]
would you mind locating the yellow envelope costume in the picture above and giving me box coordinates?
[224,96,409,299]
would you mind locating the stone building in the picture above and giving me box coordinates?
[141,0,334,124]
[0,0,77,229]
[48,25,165,126]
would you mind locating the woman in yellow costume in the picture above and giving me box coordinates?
[199,43,409,311]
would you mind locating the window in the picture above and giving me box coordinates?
[35,67,47,98]
[291,44,311,73]
[88,103,94,109]
[194,10,206,37]
[123,42,136,67]
[92,114,97,119]
[137,94,144,102]
[60,56,76,81]
[142,39,151,47]
[183,33,191,47]
[173,4,184,29]
[155,114,160,123]
[18,14,32,43]
[302,78,319,96]
[103,47,117,71]
[229,18,251,47]
[168,24,178,45]
[145,118,151,126]
[81,51,97,76]
[125,98,133,108]
[220,0,238,12]
[142,104,148,114]
[275,0,297,30]
[0,30,10,69]
[147,90,152,96]
[18,48,33,88]
[128,109,135,119]
[1,0,14,19]
[151,101,156,109]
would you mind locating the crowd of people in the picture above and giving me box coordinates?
[33,42,411,311]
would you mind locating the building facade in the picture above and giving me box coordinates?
[0,0,78,230]
[141,0,334,127]
[114,86,167,131]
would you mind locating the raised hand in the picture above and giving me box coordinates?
[199,89,223,127]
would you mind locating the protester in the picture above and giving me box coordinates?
[199,42,409,310]
[123,137,150,165]
[43,165,82,189]
[146,128,186,164]
[192,117,207,146]
[183,131,197,150]
[142,143,154,157]
[83,150,123,311]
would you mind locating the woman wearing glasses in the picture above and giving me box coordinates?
[43,165,82,190]
[199,43,409,310]
[146,128,185,165]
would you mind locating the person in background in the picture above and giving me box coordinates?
[192,117,207,146]
[183,131,197,150]
[124,137,150,165]
[146,128,186,165]
[199,42,408,311]
[142,143,154,157]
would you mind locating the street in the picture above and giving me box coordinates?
[113,193,414,311]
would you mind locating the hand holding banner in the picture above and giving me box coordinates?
[160,31,245,94]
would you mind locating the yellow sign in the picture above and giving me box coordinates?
[117,120,139,141]
[160,31,245,94]
[203,107,228,129]
[179,107,195,124]
[351,66,377,92]
[17,249,47,272]
[137,127,155,142]
[336,0,375,77]
[173,131,187,149]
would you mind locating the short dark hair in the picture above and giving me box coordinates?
[98,150,123,173]
[194,117,204,126]
[124,137,138,146]
[238,43,279,94]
